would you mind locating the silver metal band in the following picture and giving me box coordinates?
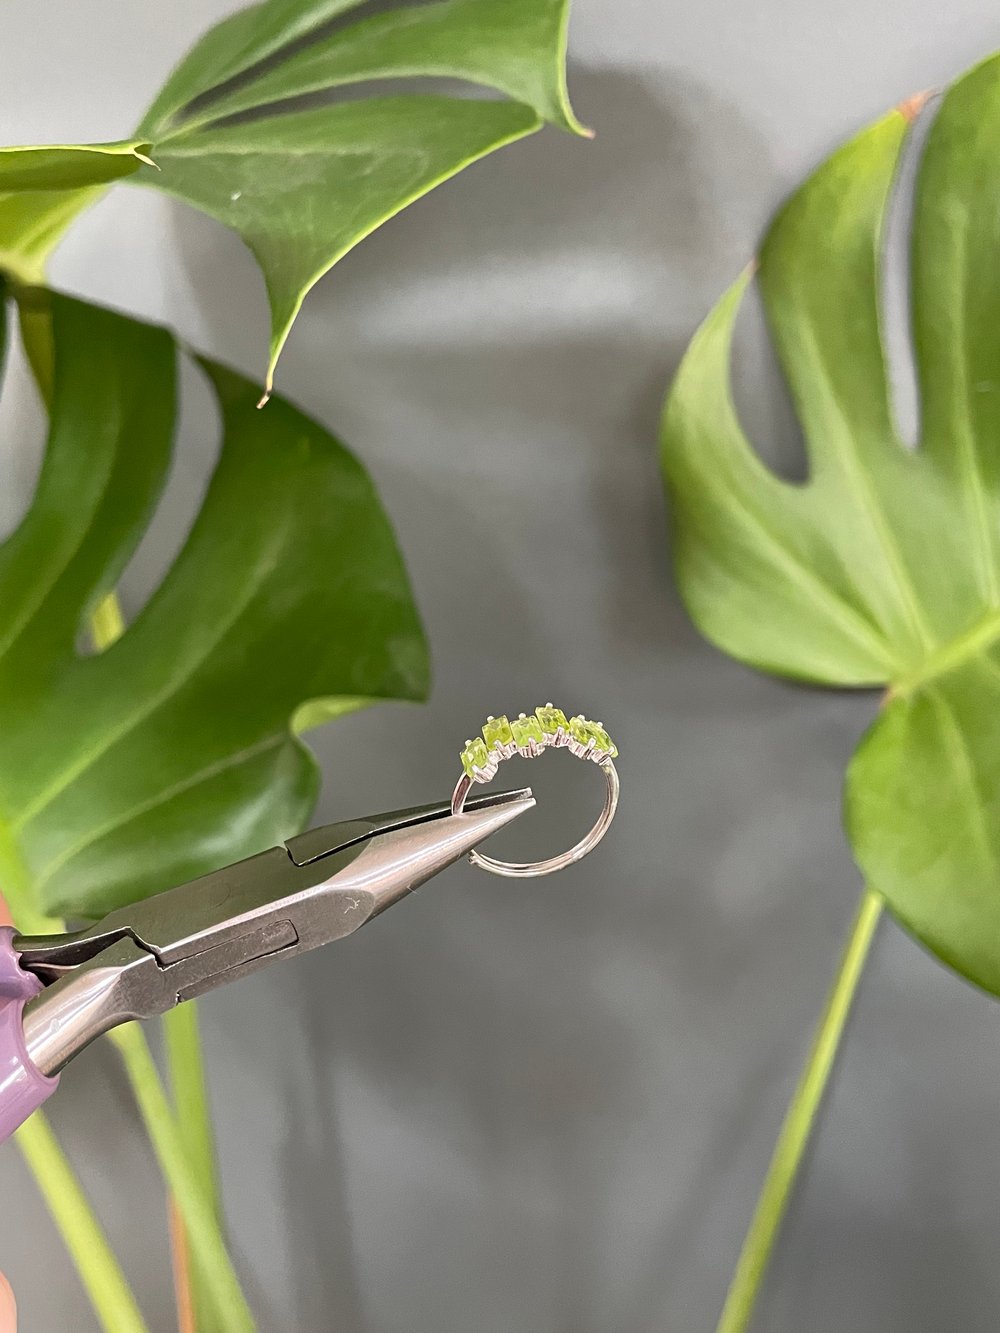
[451,757,619,878]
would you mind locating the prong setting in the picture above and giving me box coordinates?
[460,706,618,782]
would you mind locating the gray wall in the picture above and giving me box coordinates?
[2,3,1000,1330]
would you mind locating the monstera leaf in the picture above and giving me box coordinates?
[139,0,585,393]
[0,2,583,390]
[661,54,1000,997]
[0,284,428,925]
[0,140,153,283]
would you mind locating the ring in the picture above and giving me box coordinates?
[452,704,620,878]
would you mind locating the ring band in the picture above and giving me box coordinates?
[452,705,620,878]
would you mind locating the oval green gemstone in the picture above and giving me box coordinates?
[483,714,514,749]
[511,713,544,748]
[461,736,490,776]
[535,704,568,735]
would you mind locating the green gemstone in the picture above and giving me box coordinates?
[569,716,616,754]
[535,704,568,735]
[482,714,514,750]
[511,713,544,748]
[461,736,490,776]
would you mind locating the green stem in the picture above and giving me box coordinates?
[164,1003,224,1330]
[109,1026,256,1333]
[2,886,138,1333]
[15,1113,149,1332]
[715,887,883,1333]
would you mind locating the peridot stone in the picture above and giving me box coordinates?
[535,704,568,735]
[511,713,544,748]
[483,714,514,749]
[461,736,490,776]
[570,716,616,754]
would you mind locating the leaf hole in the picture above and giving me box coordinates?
[103,353,221,637]
[879,93,939,451]
[729,270,809,484]
[0,312,46,546]
[176,0,471,129]
[203,74,508,135]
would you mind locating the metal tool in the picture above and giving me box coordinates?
[0,788,534,1142]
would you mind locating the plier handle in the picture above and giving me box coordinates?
[0,787,534,1142]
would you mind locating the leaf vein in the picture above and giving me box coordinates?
[12,516,289,835]
[32,733,288,893]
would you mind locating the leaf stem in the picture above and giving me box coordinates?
[715,887,883,1333]
[0,890,143,1333]
[109,1026,256,1333]
[14,1113,149,1333]
[164,1002,224,1332]
[168,1197,197,1333]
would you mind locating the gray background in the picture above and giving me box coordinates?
[2,2,1000,1329]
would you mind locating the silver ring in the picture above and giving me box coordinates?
[451,705,620,878]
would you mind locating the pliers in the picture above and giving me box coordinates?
[0,787,534,1143]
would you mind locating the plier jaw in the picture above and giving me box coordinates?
[11,788,535,1080]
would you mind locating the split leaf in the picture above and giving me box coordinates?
[661,53,1000,997]
[148,97,540,396]
[159,0,586,137]
[139,0,584,391]
[0,285,428,922]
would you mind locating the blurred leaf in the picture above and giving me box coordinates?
[0,191,99,284]
[0,286,428,922]
[0,140,153,191]
[0,141,153,283]
[138,0,583,392]
[661,55,1000,996]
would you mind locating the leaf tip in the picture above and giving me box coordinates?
[257,355,278,409]
[897,90,933,123]
[133,142,159,171]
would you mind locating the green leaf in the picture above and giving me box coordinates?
[142,0,581,137]
[0,190,99,284]
[138,0,582,392]
[147,96,539,395]
[0,286,428,922]
[661,54,1000,997]
[0,140,153,191]
[158,0,586,138]
[141,0,369,134]
[0,141,154,284]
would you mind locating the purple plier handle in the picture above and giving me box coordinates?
[0,927,58,1143]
